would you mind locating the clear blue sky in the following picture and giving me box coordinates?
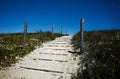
[0,0,120,35]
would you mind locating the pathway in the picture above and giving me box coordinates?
[0,36,80,79]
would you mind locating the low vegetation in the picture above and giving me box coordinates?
[71,30,120,79]
[0,31,63,69]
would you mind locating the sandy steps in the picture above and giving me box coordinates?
[0,36,80,79]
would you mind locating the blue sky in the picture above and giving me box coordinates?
[0,0,120,35]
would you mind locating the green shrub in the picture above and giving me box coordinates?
[71,30,120,79]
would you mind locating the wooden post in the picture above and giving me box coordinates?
[81,18,84,53]
[52,23,54,36]
[80,18,94,79]
[80,18,84,79]
[23,21,28,49]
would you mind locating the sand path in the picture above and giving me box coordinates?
[0,36,80,79]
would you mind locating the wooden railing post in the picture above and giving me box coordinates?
[23,21,28,49]
[52,23,54,36]
[80,18,94,79]
[80,18,85,79]
[80,18,85,53]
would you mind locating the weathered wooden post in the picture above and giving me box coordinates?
[52,23,54,36]
[80,18,94,79]
[23,21,28,49]
[81,18,84,53]
[80,18,85,79]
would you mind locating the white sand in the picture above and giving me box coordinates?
[0,36,80,79]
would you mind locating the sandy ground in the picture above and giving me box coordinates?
[0,36,80,79]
